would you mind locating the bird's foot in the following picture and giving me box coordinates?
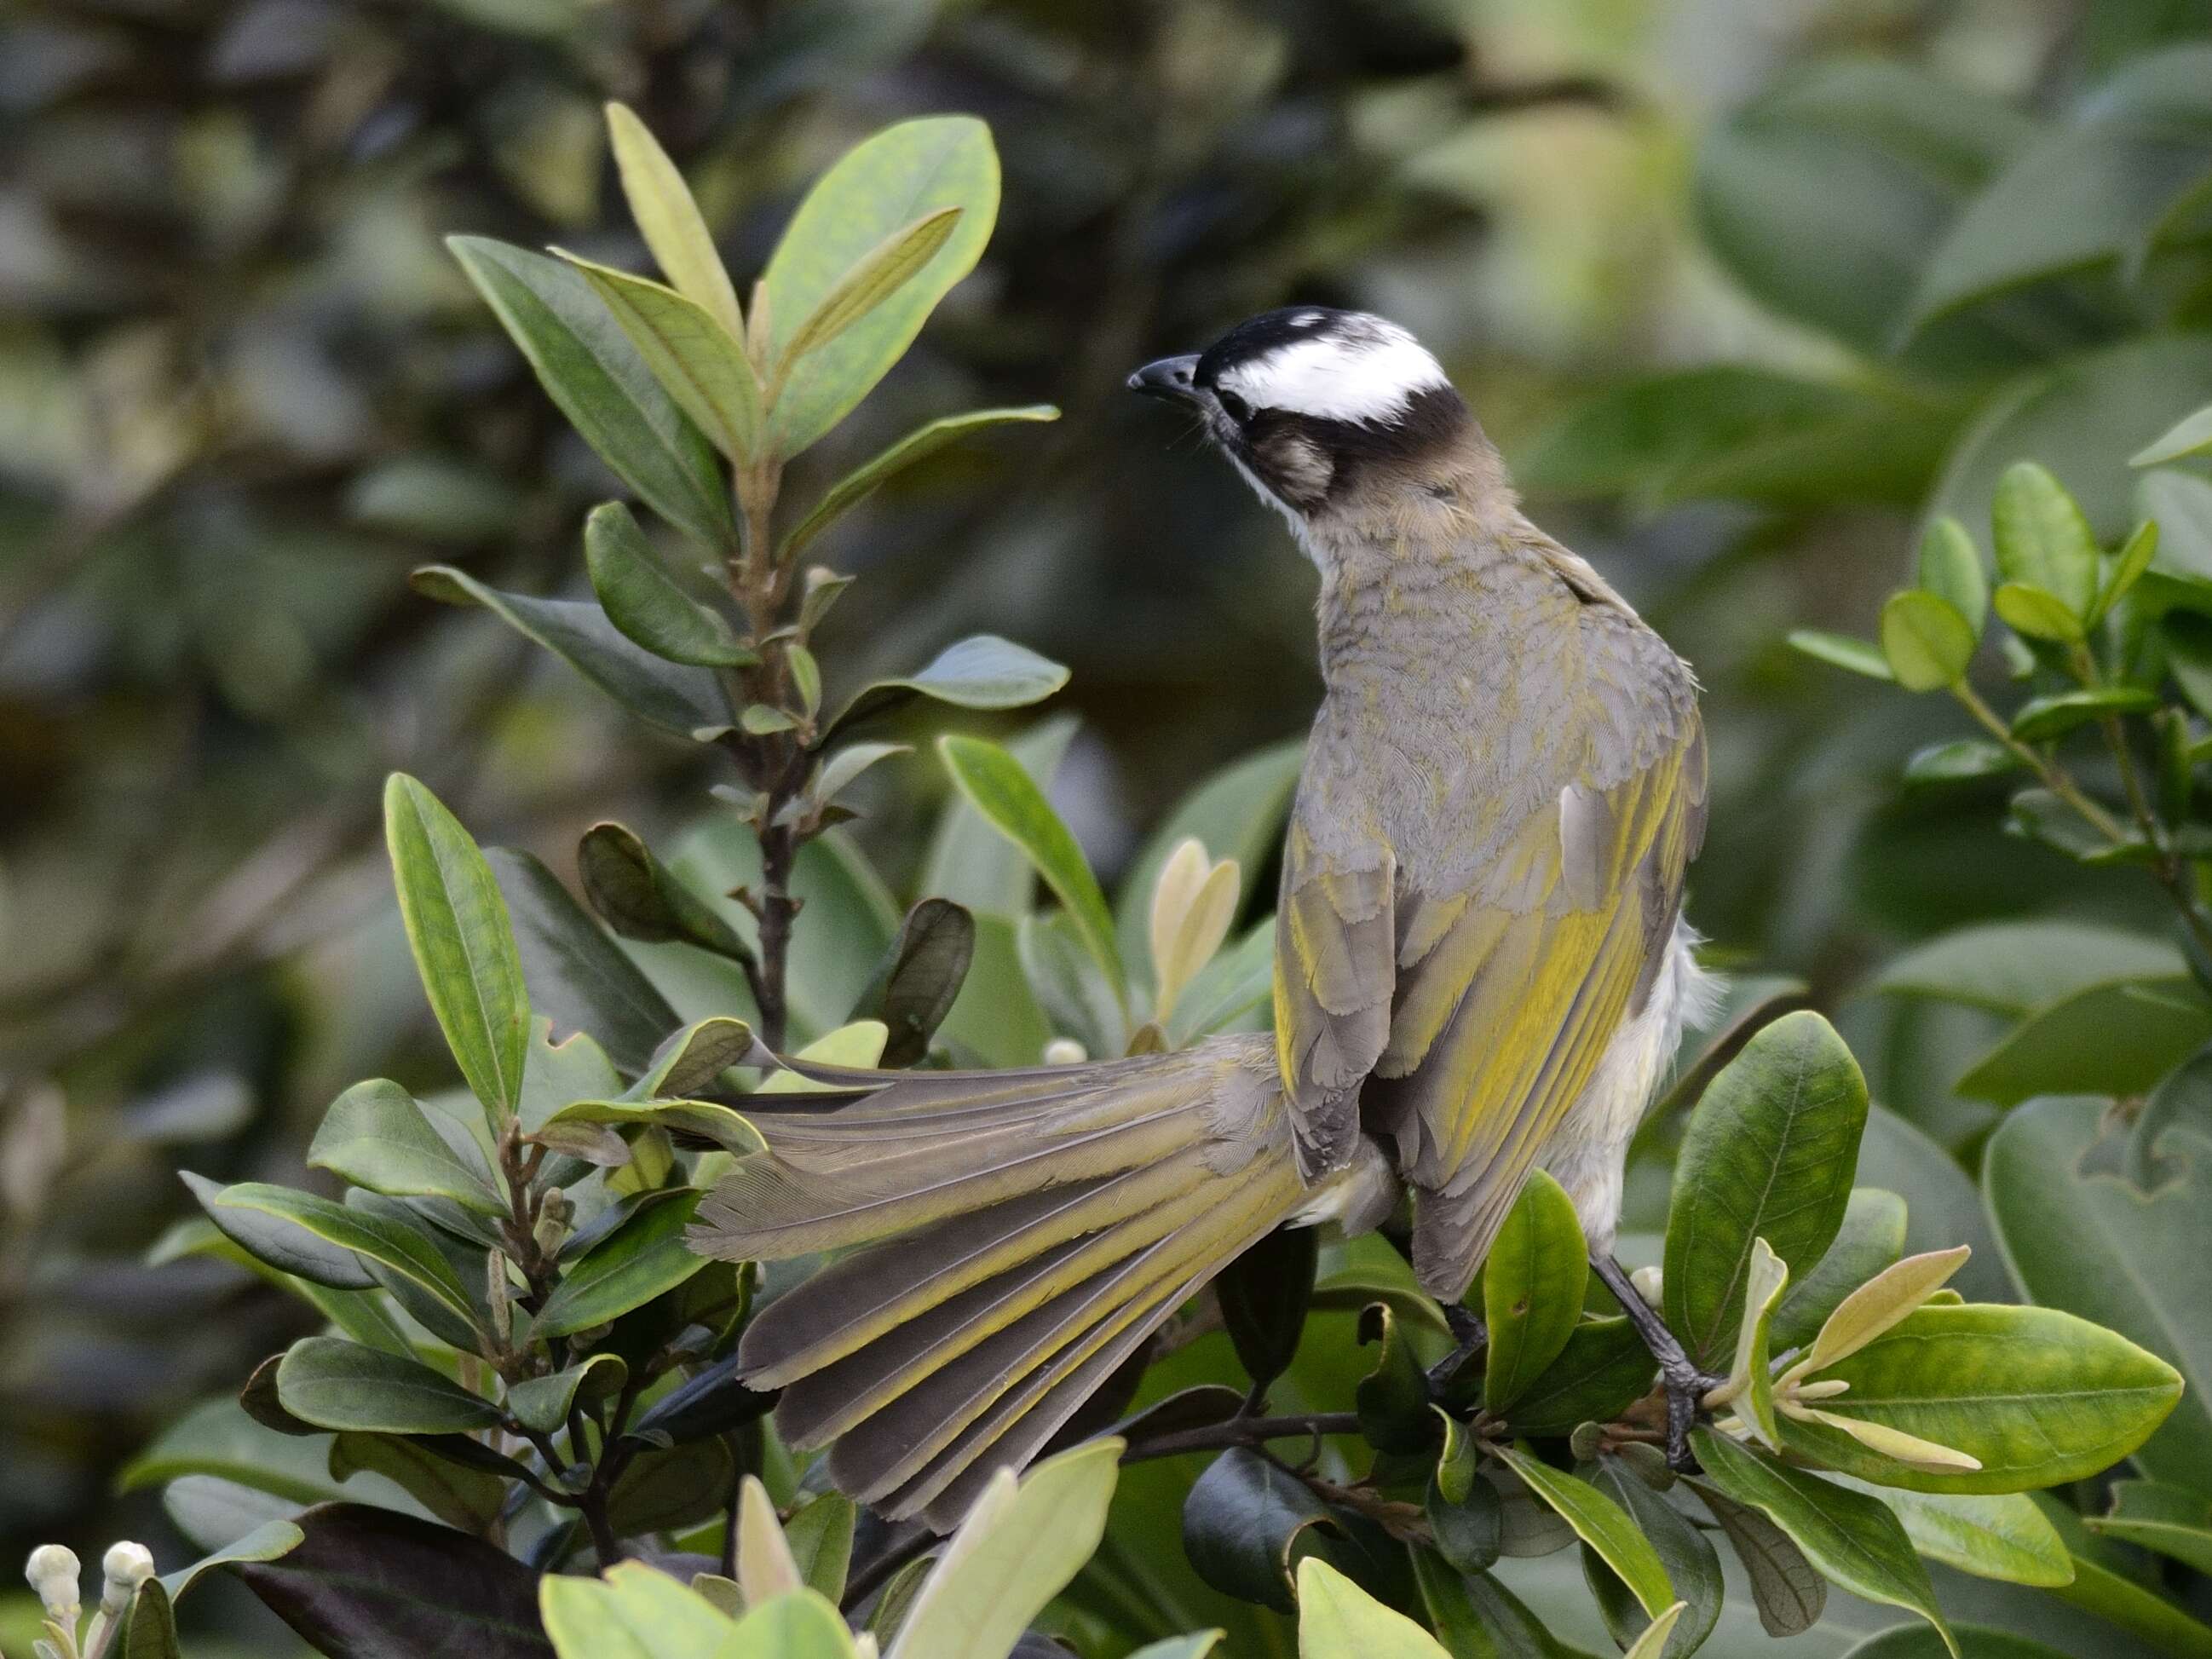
[1426,1304,1487,1399]
[1589,1255,1723,1472]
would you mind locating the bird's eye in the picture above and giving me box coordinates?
[1215,388,1252,423]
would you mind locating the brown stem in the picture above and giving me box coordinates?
[753,819,800,1051]
[1121,1412,1363,1465]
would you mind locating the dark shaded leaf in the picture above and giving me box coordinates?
[487,848,682,1078]
[412,566,734,739]
[533,1188,706,1337]
[782,406,1059,559]
[578,822,751,959]
[1216,1224,1317,1397]
[233,1501,553,1658]
[856,897,976,1067]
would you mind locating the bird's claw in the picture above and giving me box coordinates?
[1658,1360,1726,1471]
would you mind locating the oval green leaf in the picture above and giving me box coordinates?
[584,502,753,667]
[276,1337,501,1435]
[1881,590,1976,690]
[384,773,531,1121]
[1483,1169,1589,1412]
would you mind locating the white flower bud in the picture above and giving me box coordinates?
[101,1541,155,1612]
[1630,1264,1663,1308]
[25,1543,80,1620]
[1042,1038,1087,1066]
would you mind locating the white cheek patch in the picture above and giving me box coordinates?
[1221,325,1448,426]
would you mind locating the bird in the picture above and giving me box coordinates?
[691,305,1720,1529]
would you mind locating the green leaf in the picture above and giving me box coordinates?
[1984,1097,2212,1491]
[1934,335,2212,550]
[938,733,1121,995]
[1773,1188,1909,1353]
[560,251,763,464]
[540,1558,741,1658]
[1904,739,2019,784]
[1991,451,2115,612]
[890,1438,1124,1659]
[1829,1477,2074,1587]
[2094,521,2159,622]
[1493,1446,1673,1619]
[604,102,743,339]
[1663,1011,1869,1368]
[1789,629,1895,681]
[608,1437,734,1536]
[384,773,532,1120]
[1918,516,1990,635]
[579,821,752,959]
[533,1188,706,1337]
[276,1337,501,1435]
[2037,1490,2212,1658]
[181,1171,374,1289]
[761,116,998,454]
[1354,1302,1433,1455]
[1501,1316,1657,1437]
[412,566,734,739]
[1992,582,2086,642]
[1586,1456,1722,1659]
[489,849,683,1080]
[1412,1552,1602,1658]
[506,1355,627,1437]
[1483,1169,1588,1412]
[1956,976,2212,1104]
[1838,1627,2075,1659]
[781,406,1059,560]
[447,235,730,546]
[548,1097,762,1157]
[827,636,1070,740]
[776,204,962,371]
[308,1080,504,1215]
[2082,1478,2212,1574]
[155,1520,302,1604]
[785,1493,857,1604]
[631,1015,760,1098]
[729,1592,856,1658]
[115,1579,181,1659]
[1018,909,1126,1058]
[584,502,753,668]
[1691,1429,1956,1656]
[1426,1418,1500,1573]
[1686,1478,1825,1636]
[327,1432,509,1534]
[118,1397,355,1506]
[1294,1557,1449,1659]
[196,1180,476,1324]
[2009,685,2160,742]
[1784,1301,2181,1490]
[1881,590,1976,690]
[1182,1448,1341,1613]
[1905,47,2212,331]
[1217,1225,1317,1397]
[2134,400,2212,467]
[1692,60,2036,366]
[1871,919,2185,1015]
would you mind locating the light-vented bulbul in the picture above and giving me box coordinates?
[694,307,1719,1529]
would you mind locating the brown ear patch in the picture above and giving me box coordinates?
[1253,428,1334,509]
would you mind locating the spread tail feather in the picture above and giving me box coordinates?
[690,1033,1309,1529]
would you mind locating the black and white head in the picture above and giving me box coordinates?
[1127,308,1472,527]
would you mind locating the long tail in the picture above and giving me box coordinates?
[690,1033,1311,1530]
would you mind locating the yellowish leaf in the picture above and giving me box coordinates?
[1793,1408,1983,1472]
[605,102,744,339]
[1793,1246,1971,1383]
[1149,838,1240,1020]
[735,1476,802,1607]
[775,207,962,384]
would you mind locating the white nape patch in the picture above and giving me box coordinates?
[1221,320,1447,426]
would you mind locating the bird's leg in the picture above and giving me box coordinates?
[1588,1255,1723,1471]
[1426,1303,1486,1397]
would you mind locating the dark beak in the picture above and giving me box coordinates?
[1127,354,1201,403]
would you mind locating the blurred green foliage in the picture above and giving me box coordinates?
[8,0,2212,1655]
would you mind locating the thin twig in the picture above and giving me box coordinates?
[1122,1411,1363,1465]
